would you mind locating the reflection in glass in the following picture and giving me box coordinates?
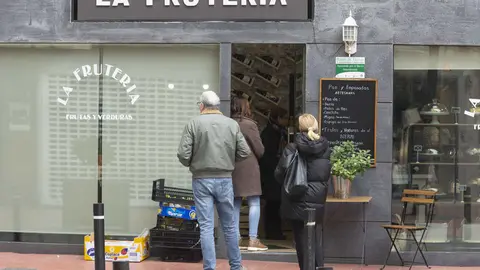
[393,46,480,251]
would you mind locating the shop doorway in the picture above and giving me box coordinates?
[231,44,305,254]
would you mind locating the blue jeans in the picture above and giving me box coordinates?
[192,178,242,270]
[234,196,260,238]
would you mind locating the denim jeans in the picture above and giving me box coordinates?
[192,178,242,270]
[234,196,260,239]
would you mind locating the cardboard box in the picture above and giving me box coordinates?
[84,229,149,262]
[158,205,196,220]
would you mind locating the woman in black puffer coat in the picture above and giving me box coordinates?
[274,113,331,270]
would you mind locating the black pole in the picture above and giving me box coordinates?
[112,261,130,270]
[94,48,106,270]
[305,208,333,270]
[94,203,105,270]
[13,195,21,242]
[304,208,316,270]
[97,48,104,204]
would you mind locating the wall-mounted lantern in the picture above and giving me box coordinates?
[342,10,358,56]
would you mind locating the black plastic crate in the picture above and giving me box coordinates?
[151,179,194,204]
[150,247,203,263]
[150,227,201,249]
[150,217,200,249]
[155,216,199,231]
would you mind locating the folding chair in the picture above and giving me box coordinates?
[380,189,437,270]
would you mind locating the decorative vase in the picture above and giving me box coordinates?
[333,176,351,199]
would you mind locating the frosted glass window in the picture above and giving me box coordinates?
[0,44,219,236]
[0,45,100,234]
[101,45,219,234]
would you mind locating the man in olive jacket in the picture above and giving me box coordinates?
[177,90,251,270]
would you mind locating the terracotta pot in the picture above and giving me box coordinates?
[333,176,351,199]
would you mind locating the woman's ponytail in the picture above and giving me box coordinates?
[299,113,321,141]
[307,127,321,141]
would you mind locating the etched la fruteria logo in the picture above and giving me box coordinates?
[464,98,480,130]
[58,64,139,121]
[464,98,480,118]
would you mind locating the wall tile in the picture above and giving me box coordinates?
[305,44,393,103]
[7,0,480,46]
[62,21,314,44]
[323,220,391,264]
[305,101,320,117]
[313,0,394,44]
[323,221,364,258]
[0,1,58,42]
[0,0,315,43]
[327,162,392,222]
[219,44,232,101]
[365,221,392,265]
[219,101,231,117]
[394,0,480,45]
[358,162,392,222]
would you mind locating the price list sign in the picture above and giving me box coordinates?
[319,78,378,166]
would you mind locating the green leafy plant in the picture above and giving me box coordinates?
[330,141,372,181]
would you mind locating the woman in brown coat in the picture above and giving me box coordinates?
[231,96,268,251]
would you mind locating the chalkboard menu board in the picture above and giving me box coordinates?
[319,78,377,166]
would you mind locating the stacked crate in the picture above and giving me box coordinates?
[150,179,202,262]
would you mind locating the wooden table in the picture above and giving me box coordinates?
[326,196,373,265]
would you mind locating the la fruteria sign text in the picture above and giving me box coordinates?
[97,0,287,6]
[75,0,308,21]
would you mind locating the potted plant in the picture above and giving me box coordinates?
[330,141,372,199]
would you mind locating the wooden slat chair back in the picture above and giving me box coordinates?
[380,189,437,270]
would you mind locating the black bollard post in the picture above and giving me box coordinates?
[94,203,106,270]
[112,261,130,270]
[305,208,333,270]
[13,195,21,242]
[304,208,316,270]
[317,213,334,270]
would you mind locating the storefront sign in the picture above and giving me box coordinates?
[335,57,365,79]
[319,78,377,166]
[58,64,140,121]
[74,0,310,21]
